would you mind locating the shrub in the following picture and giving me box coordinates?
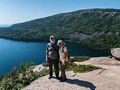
[65,61,77,71]
[42,63,49,67]
[69,56,90,62]
[0,62,48,90]
[73,64,101,73]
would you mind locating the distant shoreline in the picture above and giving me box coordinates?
[0,37,110,54]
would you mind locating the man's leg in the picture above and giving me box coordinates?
[54,59,59,79]
[48,59,53,79]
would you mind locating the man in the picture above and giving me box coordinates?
[46,36,59,79]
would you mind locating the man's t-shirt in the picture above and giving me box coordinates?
[46,43,59,60]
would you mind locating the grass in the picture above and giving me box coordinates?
[42,63,49,67]
[66,61,77,71]
[69,56,90,62]
[66,56,100,73]
[65,61,100,73]
[72,65,101,73]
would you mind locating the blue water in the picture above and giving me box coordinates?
[0,39,109,75]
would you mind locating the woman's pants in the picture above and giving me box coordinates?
[59,60,66,79]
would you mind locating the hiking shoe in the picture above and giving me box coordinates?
[60,78,67,82]
[56,77,60,80]
[59,76,62,79]
[48,76,52,79]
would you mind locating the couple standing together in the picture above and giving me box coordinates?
[46,36,69,82]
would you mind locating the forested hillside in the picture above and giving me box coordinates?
[0,8,120,51]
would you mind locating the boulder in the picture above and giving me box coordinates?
[111,48,120,60]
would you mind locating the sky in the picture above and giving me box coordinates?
[0,0,120,25]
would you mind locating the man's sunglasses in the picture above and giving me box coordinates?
[50,37,54,39]
[58,43,62,45]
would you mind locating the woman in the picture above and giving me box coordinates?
[57,40,68,82]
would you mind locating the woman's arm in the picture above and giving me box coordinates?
[64,47,68,61]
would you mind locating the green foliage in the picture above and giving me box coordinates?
[66,56,100,73]
[69,56,90,62]
[0,57,100,89]
[38,68,48,77]
[65,61,77,71]
[66,59,100,73]
[0,62,48,90]
[42,63,49,67]
[0,8,120,51]
[82,34,120,51]
[72,65,101,73]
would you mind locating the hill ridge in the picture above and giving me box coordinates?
[0,8,120,51]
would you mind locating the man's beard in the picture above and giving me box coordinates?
[50,39,55,44]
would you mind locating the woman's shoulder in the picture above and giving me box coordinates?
[63,47,67,52]
[47,43,51,46]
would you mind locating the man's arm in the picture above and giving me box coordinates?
[46,44,49,64]
[46,50,49,64]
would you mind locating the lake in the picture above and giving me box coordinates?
[0,38,109,75]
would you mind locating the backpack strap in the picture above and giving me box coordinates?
[61,46,64,52]
[51,44,59,58]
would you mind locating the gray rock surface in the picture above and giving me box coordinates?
[22,57,120,90]
[111,48,120,60]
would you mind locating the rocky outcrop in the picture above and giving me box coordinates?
[23,57,120,90]
[111,48,120,60]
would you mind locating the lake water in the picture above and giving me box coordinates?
[0,39,109,75]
